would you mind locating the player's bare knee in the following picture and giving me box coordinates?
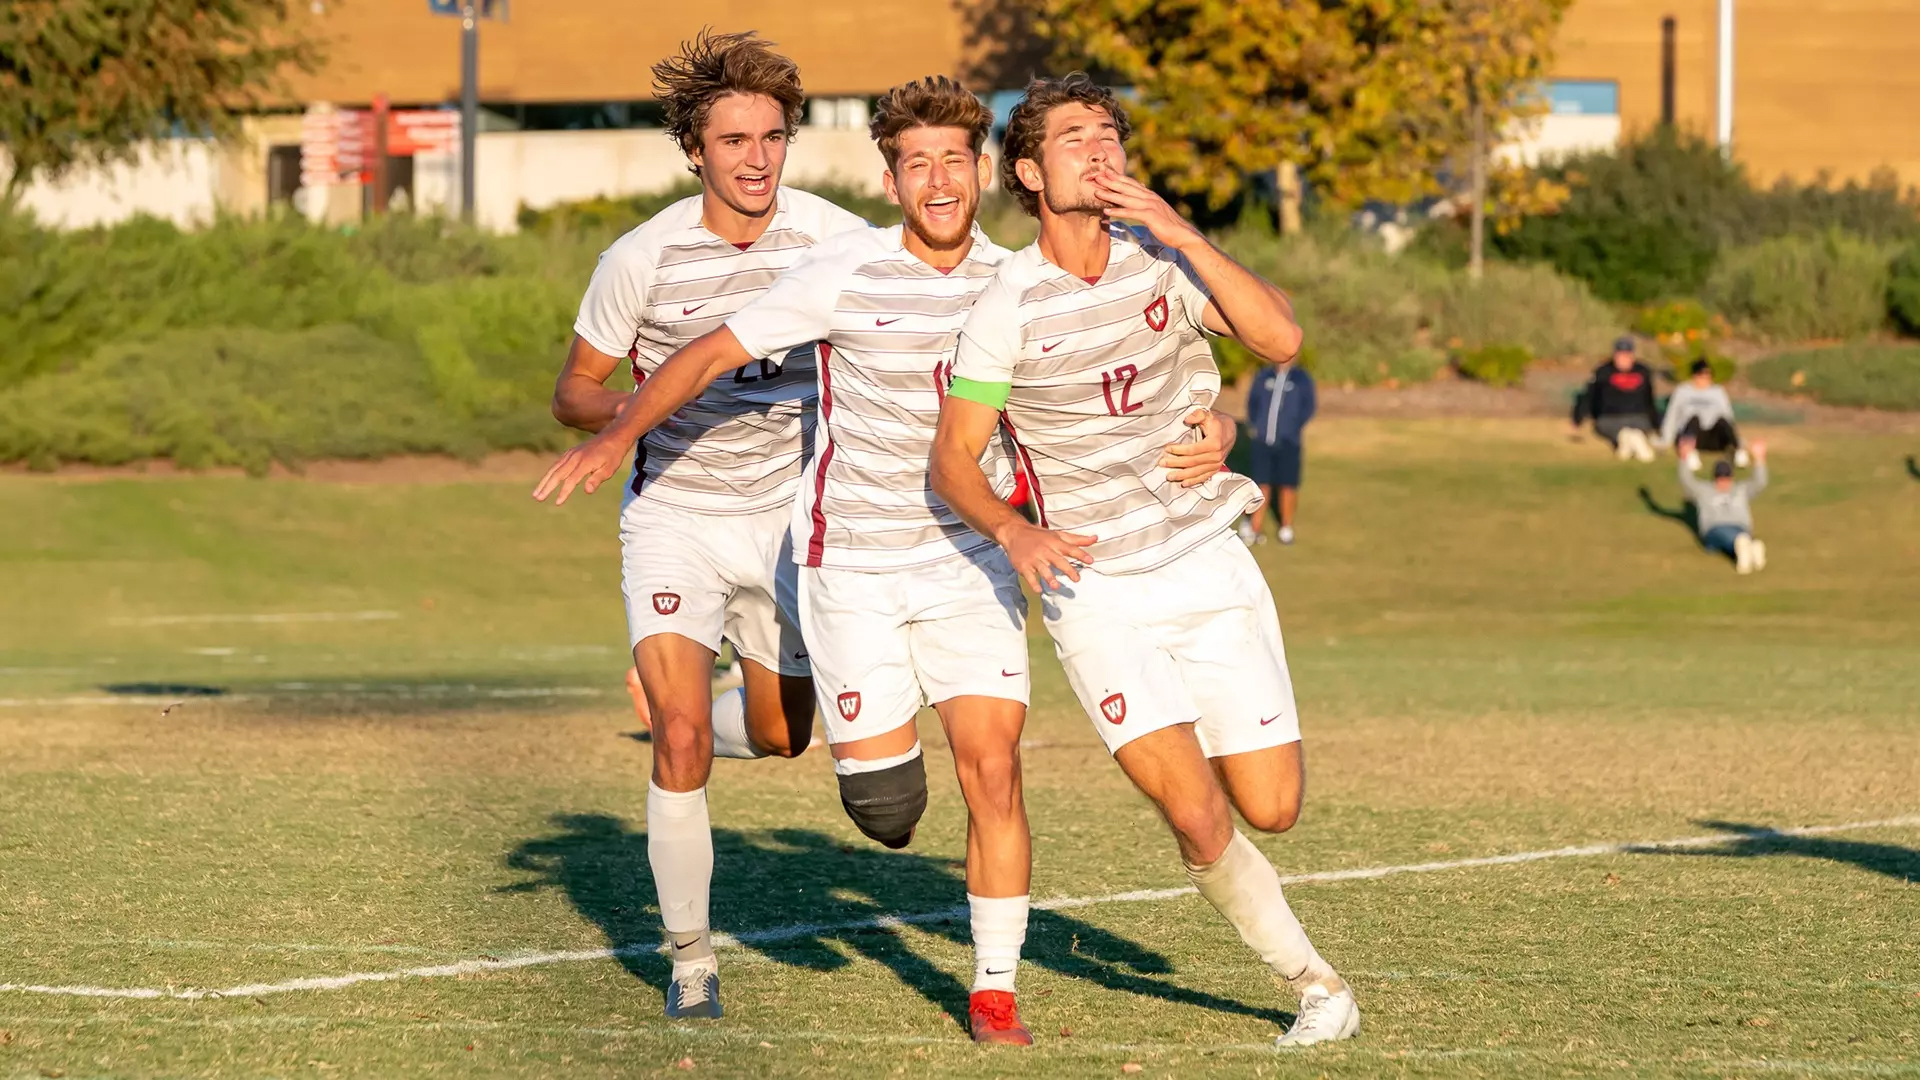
[651,707,712,767]
[1240,799,1302,835]
[956,749,1022,821]
[1162,800,1234,864]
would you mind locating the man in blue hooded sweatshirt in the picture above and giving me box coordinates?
[1240,359,1316,546]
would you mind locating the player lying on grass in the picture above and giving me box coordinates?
[538,30,870,1021]
[1678,437,1770,574]
[534,74,1237,1045]
[929,73,1360,1049]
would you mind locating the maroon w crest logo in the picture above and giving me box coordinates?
[1143,295,1169,332]
[1099,693,1127,724]
[836,692,862,721]
[651,592,681,615]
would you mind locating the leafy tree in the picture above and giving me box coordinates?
[1035,0,1572,214]
[0,0,318,201]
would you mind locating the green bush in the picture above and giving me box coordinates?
[1495,129,1920,304]
[0,325,575,474]
[1749,343,1920,411]
[1631,299,1719,339]
[1453,343,1534,387]
[1704,231,1894,341]
[1888,242,1920,336]
[1430,262,1619,360]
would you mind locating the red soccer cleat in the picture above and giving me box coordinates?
[968,990,1034,1046]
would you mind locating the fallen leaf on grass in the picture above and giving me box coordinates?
[41,1070,65,1079]
[1059,1026,1073,1037]
[676,1057,696,1070]
[1604,873,1621,886]
[758,1041,773,1048]
[1747,1017,1772,1027]
[1122,1064,1143,1074]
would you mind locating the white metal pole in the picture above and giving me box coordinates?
[1717,0,1734,151]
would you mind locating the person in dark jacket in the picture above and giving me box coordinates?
[1240,360,1316,545]
[1570,336,1661,462]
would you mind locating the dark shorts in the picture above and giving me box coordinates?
[1248,439,1303,488]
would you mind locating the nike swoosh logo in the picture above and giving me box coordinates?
[682,305,706,316]
[875,317,903,326]
[984,968,1012,976]
[1259,714,1282,726]
[1001,669,1019,677]
[794,651,809,660]
[1040,341,1062,352]
[672,940,700,951]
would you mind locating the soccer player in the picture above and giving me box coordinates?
[535,75,1237,1044]
[538,30,869,1020]
[929,74,1361,1048]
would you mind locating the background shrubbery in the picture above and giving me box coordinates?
[1748,343,1920,412]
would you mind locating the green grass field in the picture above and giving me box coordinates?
[2,419,1917,1079]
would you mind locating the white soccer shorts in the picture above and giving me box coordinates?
[619,495,810,677]
[800,547,1030,746]
[1041,530,1302,758]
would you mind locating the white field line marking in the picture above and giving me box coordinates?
[3,814,1914,1003]
[108,611,401,626]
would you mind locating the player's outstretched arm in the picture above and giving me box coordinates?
[532,327,753,506]
[550,335,632,434]
[1090,171,1303,364]
[932,393,1095,593]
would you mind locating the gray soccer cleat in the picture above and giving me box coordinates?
[665,967,722,1019]
[1275,982,1360,1048]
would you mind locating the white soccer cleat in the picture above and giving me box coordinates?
[1735,447,1751,468]
[1278,526,1296,546]
[1236,519,1259,547]
[1734,534,1754,575]
[1751,539,1767,571]
[1684,449,1703,472]
[1614,437,1633,461]
[1634,432,1657,463]
[1275,982,1360,1048]
[665,965,722,1019]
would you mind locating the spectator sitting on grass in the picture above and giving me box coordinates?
[1661,359,1748,471]
[1678,436,1770,574]
[1571,337,1662,463]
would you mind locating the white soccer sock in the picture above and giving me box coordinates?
[708,687,766,760]
[832,740,922,776]
[646,782,716,977]
[968,893,1029,994]
[1185,831,1336,994]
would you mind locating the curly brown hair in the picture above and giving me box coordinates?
[999,73,1132,217]
[868,76,993,169]
[651,29,805,175]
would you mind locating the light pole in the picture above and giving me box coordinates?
[460,1,478,224]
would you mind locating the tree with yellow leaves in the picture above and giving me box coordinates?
[1037,0,1571,261]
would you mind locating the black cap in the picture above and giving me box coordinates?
[1613,336,1636,354]
[1712,459,1734,479]
[1690,358,1712,377]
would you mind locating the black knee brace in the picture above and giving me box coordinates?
[837,753,928,850]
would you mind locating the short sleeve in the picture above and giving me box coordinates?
[1169,249,1216,335]
[573,237,653,359]
[951,277,1022,386]
[727,242,852,360]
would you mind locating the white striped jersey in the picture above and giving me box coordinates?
[727,225,1018,571]
[572,187,870,514]
[951,223,1260,576]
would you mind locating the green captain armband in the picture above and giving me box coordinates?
[947,376,1011,410]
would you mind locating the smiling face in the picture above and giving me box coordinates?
[687,93,789,218]
[1016,102,1126,217]
[884,126,987,252]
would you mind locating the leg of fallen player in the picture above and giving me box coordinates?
[936,695,1034,1046]
[635,633,726,1020]
[1113,724,1359,1048]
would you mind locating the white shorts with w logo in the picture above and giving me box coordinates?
[800,547,1031,747]
[1041,530,1301,757]
[618,494,809,677]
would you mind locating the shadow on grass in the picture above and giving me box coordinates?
[1906,455,1919,481]
[1632,821,1920,884]
[1636,485,1699,537]
[499,814,1289,1033]
[101,682,229,696]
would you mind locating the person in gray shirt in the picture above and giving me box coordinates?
[1677,437,1769,574]
[1661,359,1746,470]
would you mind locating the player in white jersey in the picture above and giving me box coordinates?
[536,31,867,1021]
[534,76,1239,1045]
[930,74,1361,1049]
